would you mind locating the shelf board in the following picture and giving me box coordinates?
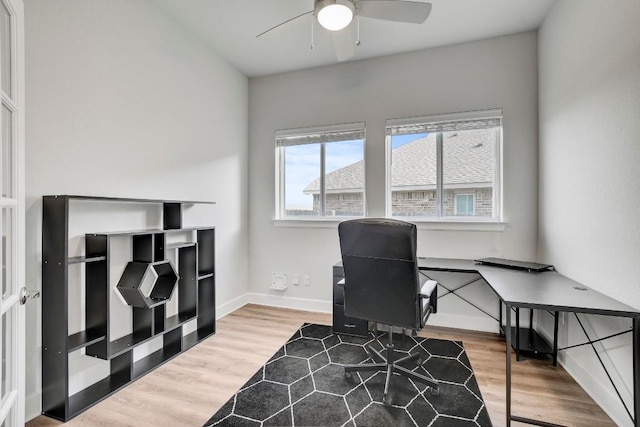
[68,329,106,352]
[509,327,554,357]
[166,227,211,233]
[107,314,196,358]
[183,326,215,350]
[47,194,215,205]
[107,330,154,358]
[166,242,197,250]
[68,370,130,418]
[131,347,182,380]
[164,313,197,333]
[68,255,107,265]
[87,229,165,237]
[86,227,208,237]
[198,272,214,281]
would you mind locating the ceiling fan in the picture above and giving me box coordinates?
[257,0,433,60]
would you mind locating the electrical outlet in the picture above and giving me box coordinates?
[302,275,310,286]
[291,274,300,286]
[271,272,287,291]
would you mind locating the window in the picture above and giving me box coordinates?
[455,194,475,216]
[386,109,502,221]
[276,123,365,219]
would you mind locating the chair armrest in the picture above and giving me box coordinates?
[419,275,438,322]
[420,280,438,298]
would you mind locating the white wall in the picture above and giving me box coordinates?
[248,32,539,329]
[538,1,640,425]
[24,0,248,419]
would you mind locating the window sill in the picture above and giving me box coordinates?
[413,219,506,231]
[273,218,346,229]
[272,218,507,231]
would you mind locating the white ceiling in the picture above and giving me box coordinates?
[153,0,556,78]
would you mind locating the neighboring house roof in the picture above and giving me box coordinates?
[304,130,495,194]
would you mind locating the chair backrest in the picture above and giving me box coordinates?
[338,218,421,330]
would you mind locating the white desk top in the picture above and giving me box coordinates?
[418,258,640,317]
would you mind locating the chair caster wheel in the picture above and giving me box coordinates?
[383,395,391,406]
[429,387,439,396]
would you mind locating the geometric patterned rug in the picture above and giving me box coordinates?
[204,323,492,426]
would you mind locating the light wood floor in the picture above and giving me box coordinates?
[27,304,615,427]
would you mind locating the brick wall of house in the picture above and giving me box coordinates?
[392,190,437,216]
[393,188,493,216]
[309,192,364,216]
[290,188,493,217]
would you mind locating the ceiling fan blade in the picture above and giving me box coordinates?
[332,29,356,61]
[357,0,432,24]
[256,10,313,38]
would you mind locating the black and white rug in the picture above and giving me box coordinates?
[204,323,492,427]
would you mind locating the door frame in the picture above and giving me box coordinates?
[0,0,25,425]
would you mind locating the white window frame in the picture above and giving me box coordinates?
[275,122,366,221]
[385,109,503,223]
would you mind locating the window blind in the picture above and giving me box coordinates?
[276,122,365,147]
[386,109,502,136]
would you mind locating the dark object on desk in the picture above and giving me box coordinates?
[475,257,554,272]
[338,218,439,405]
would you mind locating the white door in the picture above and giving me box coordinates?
[0,0,24,425]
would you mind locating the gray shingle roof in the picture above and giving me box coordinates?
[304,130,494,193]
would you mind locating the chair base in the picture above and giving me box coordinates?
[343,338,439,405]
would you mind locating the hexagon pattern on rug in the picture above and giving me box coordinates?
[205,323,492,427]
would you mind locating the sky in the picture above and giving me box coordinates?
[392,133,426,148]
[284,133,427,209]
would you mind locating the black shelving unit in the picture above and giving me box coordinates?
[41,195,216,421]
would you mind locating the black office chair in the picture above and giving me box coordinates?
[338,218,439,405]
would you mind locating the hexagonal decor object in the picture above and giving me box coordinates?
[204,323,492,427]
[116,260,178,308]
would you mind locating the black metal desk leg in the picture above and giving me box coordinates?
[506,302,512,426]
[499,300,503,336]
[553,311,559,367]
[634,317,640,427]
[515,307,520,361]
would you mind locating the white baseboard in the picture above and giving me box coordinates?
[25,391,41,422]
[215,293,332,321]
[216,293,252,319]
[429,312,500,334]
[559,349,632,427]
[245,292,332,313]
[220,293,497,333]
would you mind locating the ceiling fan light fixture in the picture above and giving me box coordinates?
[315,0,355,31]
